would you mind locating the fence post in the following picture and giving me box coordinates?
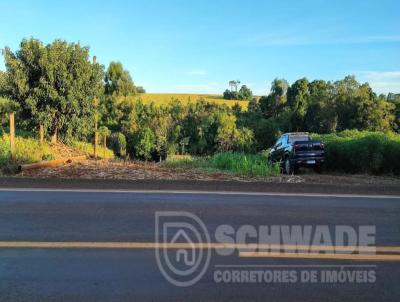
[39,125,44,145]
[9,112,16,162]
[94,130,98,159]
[93,56,99,160]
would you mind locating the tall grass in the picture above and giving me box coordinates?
[312,130,400,175]
[0,134,55,167]
[71,141,114,159]
[164,152,280,177]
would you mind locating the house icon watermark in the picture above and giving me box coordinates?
[155,212,211,287]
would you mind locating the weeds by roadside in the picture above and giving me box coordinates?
[163,152,280,178]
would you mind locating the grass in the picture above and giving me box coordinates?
[70,141,115,159]
[164,152,280,178]
[128,93,249,109]
[0,133,115,173]
[0,134,55,169]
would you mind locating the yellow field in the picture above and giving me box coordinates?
[128,93,249,109]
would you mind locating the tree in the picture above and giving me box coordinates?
[223,89,238,100]
[136,86,146,94]
[238,85,253,100]
[0,71,7,96]
[287,78,309,131]
[229,80,241,93]
[99,126,111,148]
[305,80,337,133]
[0,97,20,133]
[135,127,155,161]
[105,61,136,96]
[260,78,289,118]
[3,38,104,142]
[387,93,400,131]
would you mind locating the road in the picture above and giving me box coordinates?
[0,189,399,301]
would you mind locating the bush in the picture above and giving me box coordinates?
[108,132,127,157]
[312,130,400,175]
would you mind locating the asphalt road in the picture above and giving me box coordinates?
[0,189,399,301]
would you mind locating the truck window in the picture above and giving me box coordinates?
[288,135,310,142]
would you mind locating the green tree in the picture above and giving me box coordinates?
[3,38,104,142]
[0,71,7,96]
[135,127,155,161]
[305,80,337,133]
[105,61,136,96]
[287,78,309,131]
[99,126,111,147]
[260,78,289,118]
[0,97,20,133]
[238,85,253,100]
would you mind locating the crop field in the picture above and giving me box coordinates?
[130,93,249,109]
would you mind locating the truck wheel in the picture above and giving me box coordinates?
[284,158,293,175]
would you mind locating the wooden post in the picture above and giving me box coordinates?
[9,112,16,162]
[103,135,106,159]
[39,125,44,145]
[93,56,98,160]
[94,131,98,159]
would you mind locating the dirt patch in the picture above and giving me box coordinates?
[50,142,87,159]
[18,159,399,186]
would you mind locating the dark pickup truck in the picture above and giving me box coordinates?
[268,132,325,174]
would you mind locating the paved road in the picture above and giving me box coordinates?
[0,189,399,301]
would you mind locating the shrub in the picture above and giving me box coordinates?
[312,130,400,175]
[108,132,127,157]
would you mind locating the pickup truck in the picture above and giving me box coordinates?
[268,132,324,174]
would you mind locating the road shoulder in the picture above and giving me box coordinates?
[1,177,399,196]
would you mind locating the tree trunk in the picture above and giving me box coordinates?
[9,112,16,162]
[103,136,107,159]
[39,125,44,145]
[50,129,57,144]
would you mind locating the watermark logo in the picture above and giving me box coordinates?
[155,211,384,287]
[155,211,211,287]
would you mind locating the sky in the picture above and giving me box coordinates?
[1,0,399,95]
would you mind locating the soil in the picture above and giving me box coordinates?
[19,159,400,186]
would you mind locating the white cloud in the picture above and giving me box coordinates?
[184,70,207,76]
[356,71,400,94]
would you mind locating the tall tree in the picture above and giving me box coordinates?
[0,71,7,96]
[229,80,241,93]
[238,85,253,100]
[287,78,309,131]
[260,78,289,118]
[105,61,136,97]
[3,38,104,142]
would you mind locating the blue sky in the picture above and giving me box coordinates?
[1,0,399,95]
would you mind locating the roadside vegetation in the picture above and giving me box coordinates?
[0,134,54,167]
[164,152,280,178]
[312,130,400,175]
[1,37,400,177]
[0,133,114,173]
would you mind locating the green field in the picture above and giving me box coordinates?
[130,93,249,109]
